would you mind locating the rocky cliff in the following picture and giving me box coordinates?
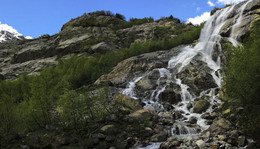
[0,13,194,80]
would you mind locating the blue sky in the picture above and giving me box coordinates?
[0,0,245,38]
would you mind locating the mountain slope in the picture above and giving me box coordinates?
[0,13,195,80]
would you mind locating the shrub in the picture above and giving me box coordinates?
[224,20,260,140]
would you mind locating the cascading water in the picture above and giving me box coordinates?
[124,0,254,148]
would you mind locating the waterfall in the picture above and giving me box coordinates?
[123,0,254,139]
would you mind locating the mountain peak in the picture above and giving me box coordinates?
[0,22,25,43]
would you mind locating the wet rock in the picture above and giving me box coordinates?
[188,116,197,124]
[136,70,160,91]
[187,102,193,110]
[158,87,181,105]
[95,47,181,87]
[177,60,218,96]
[159,137,181,149]
[100,124,118,135]
[205,120,213,125]
[162,103,174,110]
[193,97,210,113]
[202,112,213,120]
[150,132,168,142]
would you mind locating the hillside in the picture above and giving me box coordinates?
[0,1,260,149]
[0,12,194,80]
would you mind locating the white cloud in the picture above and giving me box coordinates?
[207,1,215,7]
[217,0,245,5]
[186,12,211,25]
[196,7,201,11]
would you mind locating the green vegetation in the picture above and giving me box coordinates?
[0,18,202,146]
[73,10,154,30]
[224,20,260,141]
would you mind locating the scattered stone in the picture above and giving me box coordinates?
[92,133,106,139]
[150,132,168,142]
[208,118,232,133]
[205,120,213,125]
[188,116,197,124]
[128,109,152,120]
[223,109,231,115]
[106,136,115,142]
[237,136,246,147]
[187,102,193,110]
[196,140,206,148]
[101,124,118,135]
[218,135,227,141]
[202,112,213,120]
[145,127,154,135]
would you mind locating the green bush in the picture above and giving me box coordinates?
[57,87,113,133]
[224,20,260,140]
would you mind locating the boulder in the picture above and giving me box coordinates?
[136,77,155,90]
[128,109,152,120]
[92,133,106,141]
[159,89,181,105]
[188,116,198,124]
[100,125,118,135]
[193,97,210,113]
[208,118,232,133]
[91,42,114,54]
[114,94,142,111]
[201,112,213,120]
[196,140,206,148]
[150,132,168,142]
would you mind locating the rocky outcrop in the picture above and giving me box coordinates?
[0,13,194,80]
[177,59,218,96]
[95,46,184,87]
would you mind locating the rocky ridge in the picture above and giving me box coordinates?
[0,14,193,80]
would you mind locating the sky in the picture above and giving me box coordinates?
[0,0,246,38]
